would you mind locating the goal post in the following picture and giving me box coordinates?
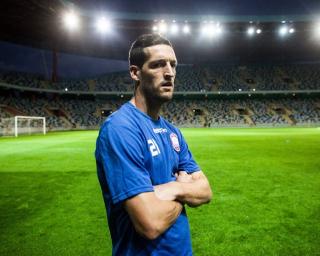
[14,116,46,137]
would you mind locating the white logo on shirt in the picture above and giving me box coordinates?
[148,139,161,157]
[153,128,168,134]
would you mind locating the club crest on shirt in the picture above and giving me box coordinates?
[170,133,180,152]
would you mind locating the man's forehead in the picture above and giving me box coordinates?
[144,44,177,62]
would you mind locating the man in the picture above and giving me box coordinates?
[95,34,212,255]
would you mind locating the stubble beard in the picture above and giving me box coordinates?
[141,83,174,106]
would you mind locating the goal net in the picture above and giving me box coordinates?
[0,116,46,137]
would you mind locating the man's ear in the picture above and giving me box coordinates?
[130,65,141,83]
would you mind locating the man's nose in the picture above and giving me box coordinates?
[164,63,175,78]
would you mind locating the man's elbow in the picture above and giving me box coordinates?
[142,227,162,240]
[134,221,163,240]
[205,179,213,204]
[199,174,213,204]
[198,186,213,206]
[207,186,213,203]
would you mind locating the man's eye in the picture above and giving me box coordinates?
[150,62,162,68]
[151,61,176,69]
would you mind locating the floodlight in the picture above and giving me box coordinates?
[63,11,80,31]
[95,17,111,34]
[213,26,222,36]
[152,25,158,31]
[182,24,190,34]
[170,23,179,34]
[201,23,223,38]
[159,22,168,33]
[201,24,209,34]
[279,25,288,36]
[289,28,295,34]
[256,28,262,34]
[208,25,215,36]
[247,27,255,36]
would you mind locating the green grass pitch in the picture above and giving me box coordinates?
[0,127,319,255]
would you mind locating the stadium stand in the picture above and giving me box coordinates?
[1,63,320,92]
[0,91,319,132]
[1,62,320,134]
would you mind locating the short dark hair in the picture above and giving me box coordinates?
[129,34,173,68]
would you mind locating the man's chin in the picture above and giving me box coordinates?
[159,93,173,102]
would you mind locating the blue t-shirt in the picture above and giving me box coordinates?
[95,102,200,256]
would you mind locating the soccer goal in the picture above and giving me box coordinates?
[0,116,46,137]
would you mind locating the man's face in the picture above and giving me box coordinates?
[138,44,177,103]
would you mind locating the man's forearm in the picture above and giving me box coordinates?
[154,171,212,207]
[124,192,183,240]
[176,177,212,207]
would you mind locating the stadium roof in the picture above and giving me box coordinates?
[68,0,320,17]
[1,0,320,63]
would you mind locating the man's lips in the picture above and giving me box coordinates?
[161,82,174,87]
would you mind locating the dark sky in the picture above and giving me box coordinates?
[75,0,320,16]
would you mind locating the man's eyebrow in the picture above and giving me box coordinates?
[150,58,177,64]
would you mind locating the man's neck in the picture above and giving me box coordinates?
[130,94,162,120]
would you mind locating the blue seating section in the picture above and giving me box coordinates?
[1,63,320,92]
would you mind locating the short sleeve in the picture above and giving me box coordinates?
[96,123,154,204]
[177,130,200,173]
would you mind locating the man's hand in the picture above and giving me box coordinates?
[153,171,195,201]
[154,171,212,208]
[154,181,181,201]
[175,171,193,183]
[176,171,212,207]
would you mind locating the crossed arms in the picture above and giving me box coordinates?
[124,171,212,240]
